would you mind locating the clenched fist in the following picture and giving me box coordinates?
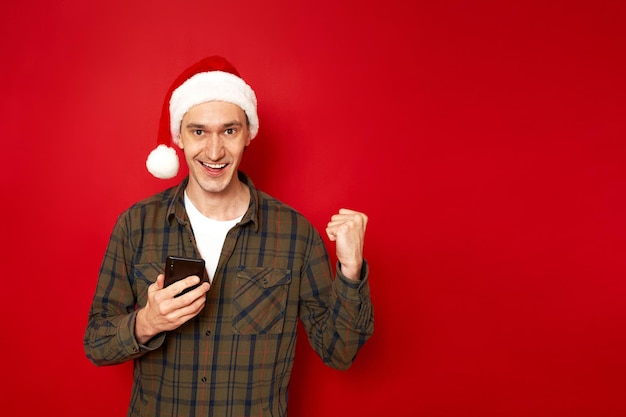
[325,208,368,281]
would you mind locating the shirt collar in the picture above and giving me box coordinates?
[166,171,260,232]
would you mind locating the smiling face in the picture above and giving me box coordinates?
[177,101,251,202]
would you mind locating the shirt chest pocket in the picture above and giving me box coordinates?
[133,262,162,308]
[233,267,292,334]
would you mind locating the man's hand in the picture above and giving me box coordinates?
[325,208,368,281]
[135,274,210,344]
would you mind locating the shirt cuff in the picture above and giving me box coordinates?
[121,310,166,356]
[335,259,370,298]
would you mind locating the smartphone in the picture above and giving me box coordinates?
[164,255,206,296]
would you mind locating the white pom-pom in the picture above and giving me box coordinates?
[146,144,180,179]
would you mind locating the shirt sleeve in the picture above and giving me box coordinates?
[298,232,374,370]
[83,212,165,366]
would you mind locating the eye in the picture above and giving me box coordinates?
[224,128,236,135]
[193,129,204,136]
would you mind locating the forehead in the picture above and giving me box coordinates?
[183,101,246,122]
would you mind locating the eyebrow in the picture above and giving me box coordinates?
[185,121,243,129]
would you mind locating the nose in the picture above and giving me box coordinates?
[204,134,225,160]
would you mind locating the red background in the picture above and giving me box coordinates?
[1,1,625,416]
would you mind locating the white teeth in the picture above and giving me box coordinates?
[202,162,226,169]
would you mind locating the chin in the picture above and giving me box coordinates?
[199,175,232,193]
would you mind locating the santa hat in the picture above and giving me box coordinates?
[146,56,259,179]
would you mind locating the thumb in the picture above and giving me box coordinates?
[154,273,166,291]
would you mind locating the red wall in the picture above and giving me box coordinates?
[1,1,625,416]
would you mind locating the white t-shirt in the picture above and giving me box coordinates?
[184,192,243,282]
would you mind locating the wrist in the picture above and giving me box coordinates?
[340,261,362,281]
[134,308,156,345]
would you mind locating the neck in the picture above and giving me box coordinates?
[185,179,250,221]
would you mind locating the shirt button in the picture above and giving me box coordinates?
[205,330,211,336]
[201,377,207,383]
[262,278,269,285]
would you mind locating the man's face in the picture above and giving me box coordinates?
[177,101,251,197]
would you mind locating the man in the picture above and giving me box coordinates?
[84,56,374,417]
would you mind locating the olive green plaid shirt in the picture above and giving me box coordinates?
[84,172,374,417]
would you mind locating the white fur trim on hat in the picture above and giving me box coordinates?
[146,144,180,179]
[169,71,258,144]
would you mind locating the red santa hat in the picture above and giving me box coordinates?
[146,55,259,179]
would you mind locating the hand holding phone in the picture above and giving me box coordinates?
[164,256,206,296]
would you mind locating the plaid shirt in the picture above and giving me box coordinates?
[84,172,374,417]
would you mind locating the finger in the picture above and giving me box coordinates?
[325,227,338,241]
[156,274,165,289]
[170,286,210,319]
[175,281,210,302]
[149,274,166,294]
[327,216,367,233]
[336,208,367,221]
[177,298,208,322]
[168,275,201,297]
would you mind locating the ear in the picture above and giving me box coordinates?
[176,135,184,150]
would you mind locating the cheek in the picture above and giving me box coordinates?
[232,144,248,159]
[179,136,201,154]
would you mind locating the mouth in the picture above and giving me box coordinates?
[201,162,227,169]
[200,161,228,175]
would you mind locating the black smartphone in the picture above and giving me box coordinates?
[164,255,206,296]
